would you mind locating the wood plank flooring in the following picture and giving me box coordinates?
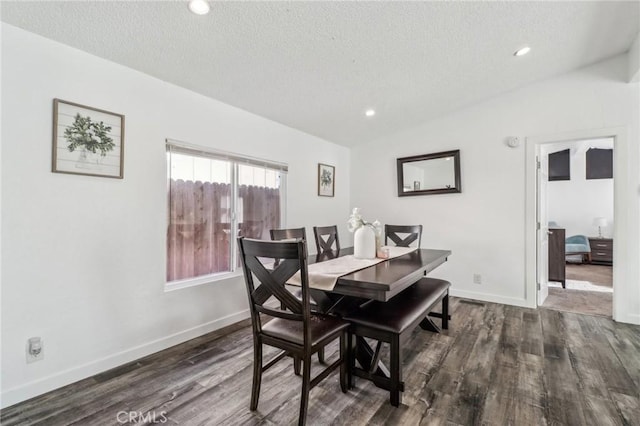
[542,288,612,318]
[2,298,639,425]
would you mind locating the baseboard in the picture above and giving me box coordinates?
[0,309,250,409]
[450,289,533,309]
[616,312,640,325]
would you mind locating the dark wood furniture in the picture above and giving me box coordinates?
[239,220,264,239]
[237,238,349,426]
[270,227,324,365]
[270,227,308,252]
[307,247,451,406]
[548,227,566,288]
[313,225,340,253]
[589,237,613,265]
[310,247,450,304]
[384,224,423,248]
[344,278,450,406]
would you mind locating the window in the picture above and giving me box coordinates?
[548,149,570,181]
[166,141,287,285]
[586,148,613,180]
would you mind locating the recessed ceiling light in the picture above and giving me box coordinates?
[188,0,210,15]
[365,109,376,117]
[514,46,531,57]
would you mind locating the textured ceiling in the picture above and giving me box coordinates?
[2,1,639,147]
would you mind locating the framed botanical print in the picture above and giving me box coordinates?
[52,99,125,178]
[317,163,335,197]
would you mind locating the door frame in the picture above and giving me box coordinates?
[525,126,629,321]
[536,147,550,306]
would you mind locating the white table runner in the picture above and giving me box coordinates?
[287,246,416,291]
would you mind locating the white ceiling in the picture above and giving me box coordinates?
[2,1,639,147]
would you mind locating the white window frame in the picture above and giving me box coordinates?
[165,139,288,291]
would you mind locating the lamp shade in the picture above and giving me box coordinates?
[594,217,608,227]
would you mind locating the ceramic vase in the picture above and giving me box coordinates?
[354,225,376,259]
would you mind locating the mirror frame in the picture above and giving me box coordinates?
[397,149,461,196]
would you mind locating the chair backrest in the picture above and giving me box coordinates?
[385,224,423,248]
[270,227,308,258]
[313,225,340,253]
[270,227,306,241]
[240,220,264,239]
[238,237,312,343]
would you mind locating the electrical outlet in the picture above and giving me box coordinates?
[26,337,44,363]
[473,274,482,285]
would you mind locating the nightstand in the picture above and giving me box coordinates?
[589,237,613,265]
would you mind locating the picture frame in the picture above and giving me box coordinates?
[397,149,461,196]
[52,99,125,179]
[317,163,335,197]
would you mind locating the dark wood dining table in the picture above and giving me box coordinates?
[307,246,452,390]
[308,247,451,312]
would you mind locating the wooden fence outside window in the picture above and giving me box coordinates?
[167,179,281,281]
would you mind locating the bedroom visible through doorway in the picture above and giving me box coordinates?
[541,137,614,318]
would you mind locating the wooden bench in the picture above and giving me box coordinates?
[343,277,451,406]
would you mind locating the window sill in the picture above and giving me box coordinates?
[165,271,243,292]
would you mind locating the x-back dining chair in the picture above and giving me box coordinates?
[270,227,308,254]
[313,225,340,253]
[384,224,423,248]
[270,227,325,366]
[238,237,349,426]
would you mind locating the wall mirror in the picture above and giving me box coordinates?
[397,149,461,196]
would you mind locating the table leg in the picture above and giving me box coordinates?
[355,336,389,377]
[419,316,441,333]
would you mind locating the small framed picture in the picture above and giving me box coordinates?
[318,163,335,197]
[52,99,125,178]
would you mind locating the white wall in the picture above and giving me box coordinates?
[629,31,640,83]
[543,138,614,237]
[351,54,639,318]
[2,22,640,409]
[0,24,351,407]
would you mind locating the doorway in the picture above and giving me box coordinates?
[524,126,630,323]
[540,138,614,317]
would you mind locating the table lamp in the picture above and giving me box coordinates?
[594,217,608,238]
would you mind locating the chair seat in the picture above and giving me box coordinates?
[345,278,450,334]
[263,315,349,347]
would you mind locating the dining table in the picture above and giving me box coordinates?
[304,246,452,390]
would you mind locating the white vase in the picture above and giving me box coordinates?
[354,226,376,259]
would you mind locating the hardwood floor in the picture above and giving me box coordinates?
[2,297,639,425]
[542,287,612,318]
[565,263,612,287]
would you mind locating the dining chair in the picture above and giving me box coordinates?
[239,220,264,239]
[313,225,340,253]
[384,224,423,248]
[270,227,308,253]
[270,227,325,366]
[238,237,349,426]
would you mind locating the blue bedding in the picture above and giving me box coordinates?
[566,243,590,254]
[565,235,591,255]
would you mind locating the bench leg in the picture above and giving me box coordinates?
[442,294,449,330]
[390,335,402,407]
